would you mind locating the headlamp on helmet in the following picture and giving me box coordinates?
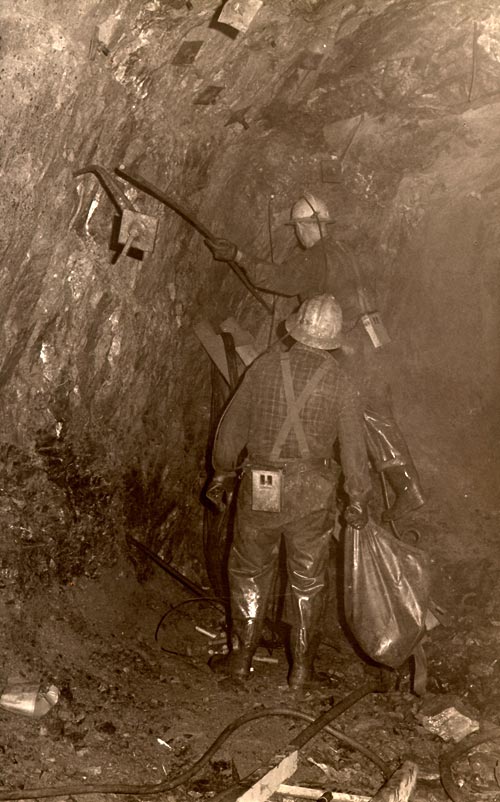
[286,192,333,225]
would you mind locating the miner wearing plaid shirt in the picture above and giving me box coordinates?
[205,192,425,523]
[206,295,371,691]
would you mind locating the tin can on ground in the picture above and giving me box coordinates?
[0,681,59,718]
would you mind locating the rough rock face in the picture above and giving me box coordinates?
[1,0,499,592]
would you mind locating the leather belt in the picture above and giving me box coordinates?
[246,457,333,474]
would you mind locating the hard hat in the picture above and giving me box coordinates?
[285,294,343,350]
[286,192,332,224]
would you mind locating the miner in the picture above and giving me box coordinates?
[205,193,424,521]
[205,295,371,690]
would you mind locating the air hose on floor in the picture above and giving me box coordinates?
[0,680,389,800]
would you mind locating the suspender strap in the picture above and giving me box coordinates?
[270,353,331,461]
[280,355,310,459]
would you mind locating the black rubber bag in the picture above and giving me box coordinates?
[344,520,431,668]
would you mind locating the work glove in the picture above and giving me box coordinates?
[345,500,368,530]
[205,473,236,512]
[205,238,238,263]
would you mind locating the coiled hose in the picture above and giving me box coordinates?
[439,723,500,802]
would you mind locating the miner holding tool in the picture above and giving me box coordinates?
[205,193,425,521]
[205,295,371,690]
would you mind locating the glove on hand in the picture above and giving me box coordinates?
[205,238,238,262]
[345,501,368,530]
[205,473,235,512]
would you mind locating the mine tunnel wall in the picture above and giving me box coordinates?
[1,0,499,594]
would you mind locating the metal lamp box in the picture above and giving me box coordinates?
[361,312,391,348]
[251,468,283,512]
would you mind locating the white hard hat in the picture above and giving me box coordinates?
[285,294,343,350]
[287,192,332,224]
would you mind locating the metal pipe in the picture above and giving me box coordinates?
[73,164,136,212]
[115,167,273,314]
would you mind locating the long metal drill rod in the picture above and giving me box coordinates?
[115,167,273,314]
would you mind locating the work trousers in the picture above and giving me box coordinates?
[228,466,336,658]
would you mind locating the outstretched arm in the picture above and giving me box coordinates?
[205,238,323,297]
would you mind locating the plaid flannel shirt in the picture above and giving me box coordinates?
[213,342,371,503]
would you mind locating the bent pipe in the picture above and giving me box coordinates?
[73,164,136,213]
[115,166,273,314]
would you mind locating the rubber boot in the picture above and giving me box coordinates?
[209,617,260,681]
[288,660,315,690]
[209,647,254,680]
[288,631,324,690]
[381,464,425,521]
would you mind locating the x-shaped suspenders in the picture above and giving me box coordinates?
[269,353,331,462]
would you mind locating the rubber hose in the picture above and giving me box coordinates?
[220,331,239,390]
[0,686,389,800]
[439,724,500,802]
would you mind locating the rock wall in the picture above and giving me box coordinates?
[1,0,499,593]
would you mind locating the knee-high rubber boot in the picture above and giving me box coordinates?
[288,629,322,690]
[210,617,260,680]
[381,462,425,521]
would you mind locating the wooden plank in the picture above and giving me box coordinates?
[231,742,416,802]
[193,319,230,385]
[370,761,417,802]
[220,316,261,366]
[236,749,299,802]
[277,785,370,801]
[276,761,417,802]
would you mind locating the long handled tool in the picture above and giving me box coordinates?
[115,167,273,314]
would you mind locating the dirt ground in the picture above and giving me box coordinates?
[1,501,500,802]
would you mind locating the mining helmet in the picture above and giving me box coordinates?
[286,192,333,225]
[285,294,343,350]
